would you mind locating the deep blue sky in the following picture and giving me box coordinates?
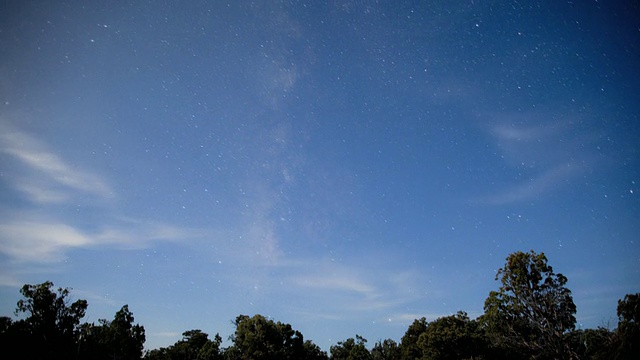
[1,0,638,352]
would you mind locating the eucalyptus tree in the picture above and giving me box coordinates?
[613,293,640,359]
[399,317,427,359]
[371,339,400,360]
[78,305,146,360]
[7,281,88,359]
[482,250,576,359]
[329,335,371,360]
[417,311,485,360]
[228,314,326,360]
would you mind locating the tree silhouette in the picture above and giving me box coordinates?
[482,250,576,359]
[11,281,87,359]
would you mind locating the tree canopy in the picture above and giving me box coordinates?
[482,250,577,359]
[144,329,223,360]
[399,317,427,360]
[330,335,371,360]
[1,252,636,360]
[371,338,400,360]
[417,311,485,360]
[612,293,640,358]
[77,304,146,360]
[4,281,88,359]
[227,314,326,360]
[0,281,144,360]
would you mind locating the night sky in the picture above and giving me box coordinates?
[1,0,639,351]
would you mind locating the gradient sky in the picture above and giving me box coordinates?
[1,0,639,352]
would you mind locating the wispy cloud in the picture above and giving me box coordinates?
[478,163,580,205]
[478,114,596,205]
[0,214,201,263]
[492,122,564,142]
[0,126,112,203]
[287,261,424,317]
[94,217,204,249]
[0,124,202,264]
[293,271,377,298]
[0,220,91,262]
[0,271,26,287]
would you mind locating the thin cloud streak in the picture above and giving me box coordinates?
[0,272,27,288]
[492,122,565,142]
[477,114,596,205]
[290,261,381,300]
[0,214,204,263]
[293,274,376,297]
[94,218,205,249]
[0,220,91,262]
[286,261,426,318]
[0,127,112,202]
[0,125,197,264]
[478,163,579,205]
[12,181,70,203]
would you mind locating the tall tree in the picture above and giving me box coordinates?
[371,338,400,360]
[417,311,485,360]
[0,316,21,359]
[565,327,613,360]
[329,335,371,360]
[105,305,146,360]
[482,250,576,359]
[78,305,145,360]
[612,293,640,359]
[228,314,323,360]
[11,281,88,359]
[303,340,330,360]
[399,317,427,360]
[143,329,222,360]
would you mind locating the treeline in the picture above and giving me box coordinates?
[0,281,145,360]
[1,251,638,359]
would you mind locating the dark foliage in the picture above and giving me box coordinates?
[418,311,486,360]
[1,254,636,360]
[399,317,427,359]
[226,314,327,360]
[330,335,371,360]
[565,327,613,360]
[482,250,576,359]
[0,281,144,360]
[371,338,400,360]
[612,293,640,359]
[144,329,223,360]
